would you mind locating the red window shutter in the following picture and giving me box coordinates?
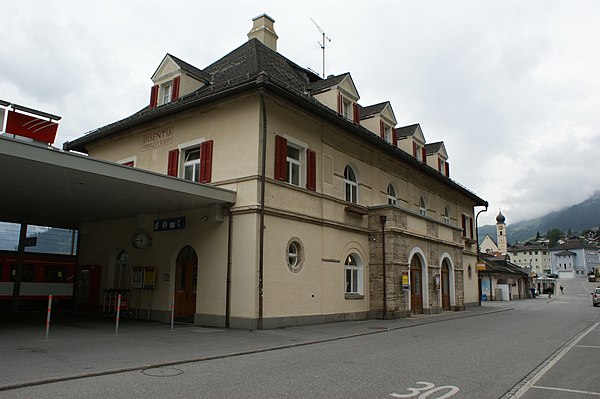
[461,214,466,236]
[445,162,450,177]
[306,149,316,191]
[150,85,159,109]
[422,147,427,164]
[171,76,181,101]
[337,93,343,115]
[413,142,418,157]
[392,128,397,145]
[274,135,287,181]
[353,103,360,124]
[167,149,179,177]
[469,218,474,238]
[380,120,385,139]
[199,140,213,183]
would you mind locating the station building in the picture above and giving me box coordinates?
[3,15,487,329]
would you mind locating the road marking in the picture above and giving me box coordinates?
[512,321,600,398]
[390,382,459,398]
[531,386,600,396]
[575,344,600,349]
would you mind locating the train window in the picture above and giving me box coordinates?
[10,265,36,282]
[0,264,3,281]
[46,266,68,283]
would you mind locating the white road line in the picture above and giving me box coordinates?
[512,321,600,398]
[531,386,600,396]
[574,345,600,349]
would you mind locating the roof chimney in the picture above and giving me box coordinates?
[247,14,278,51]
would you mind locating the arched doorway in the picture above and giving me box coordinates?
[441,259,451,310]
[174,246,198,321]
[410,256,423,314]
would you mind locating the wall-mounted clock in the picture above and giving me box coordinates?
[132,231,152,249]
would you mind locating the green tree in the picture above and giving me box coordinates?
[536,231,541,241]
[546,228,563,247]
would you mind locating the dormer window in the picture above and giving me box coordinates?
[161,82,172,105]
[342,98,351,119]
[413,142,426,163]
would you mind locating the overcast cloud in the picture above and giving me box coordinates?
[2,0,599,226]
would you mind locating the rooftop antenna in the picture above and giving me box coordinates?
[311,18,331,78]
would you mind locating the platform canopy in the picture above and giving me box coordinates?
[0,136,236,229]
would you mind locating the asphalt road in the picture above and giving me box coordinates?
[2,278,599,399]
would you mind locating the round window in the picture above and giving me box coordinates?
[286,238,304,273]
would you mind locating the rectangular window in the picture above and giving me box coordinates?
[462,214,474,239]
[161,83,172,105]
[10,264,36,282]
[286,145,301,186]
[184,148,201,182]
[342,99,351,119]
[345,268,359,294]
[46,266,68,283]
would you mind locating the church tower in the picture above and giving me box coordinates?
[496,210,507,254]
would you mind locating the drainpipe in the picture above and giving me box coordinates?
[258,86,267,330]
[380,214,387,319]
[225,204,233,328]
[475,206,488,306]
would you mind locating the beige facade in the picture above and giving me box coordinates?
[65,15,486,329]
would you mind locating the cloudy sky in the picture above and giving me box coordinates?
[2,1,599,226]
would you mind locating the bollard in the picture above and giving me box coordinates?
[45,295,53,340]
[170,293,175,331]
[115,294,122,335]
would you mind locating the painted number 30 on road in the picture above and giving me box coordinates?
[390,382,459,399]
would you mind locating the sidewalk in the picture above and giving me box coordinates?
[0,303,514,391]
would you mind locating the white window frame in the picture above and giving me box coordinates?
[282,136,307,187]
[161,82,172,105]
[384,125,392,143]
[183,147,201,182]
[344,165,358,204]
[415,143,423,161]
[344,253,363,295]
[342,98,352,119]
[387,183,397,205]
[178,138,205,182]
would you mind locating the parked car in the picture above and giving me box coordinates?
[593,288,600,307]
[547,273,559,278]
[589,274,597,282]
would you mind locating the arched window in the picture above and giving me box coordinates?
[387,183,397,205]
[344,253,363,295]
[344,165,358,204]
[419,197,427,216]
[114,249,128,289]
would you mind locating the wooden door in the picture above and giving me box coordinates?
[441,262,450,310]
[175,261,197,320]
[410,260,423,314]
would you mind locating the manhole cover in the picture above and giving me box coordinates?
[142,367,183,377]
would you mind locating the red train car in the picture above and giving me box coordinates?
[0,250,76,311]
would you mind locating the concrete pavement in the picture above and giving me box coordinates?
[0,302,518,392]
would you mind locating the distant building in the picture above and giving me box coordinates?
[508,242,551,276]
[550,239,600,278]
[480,234,499,254]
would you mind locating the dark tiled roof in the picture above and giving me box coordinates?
[509,242,549,251]
[555,250,576,256]
[396,123,420,138]
[360,102,388,118]
[553,239,600,251]
[425,141,443,154]
[204,39,319,91]
[168,53,212,82]
[307,73,348,93]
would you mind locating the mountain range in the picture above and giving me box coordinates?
[478,192,600,245]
